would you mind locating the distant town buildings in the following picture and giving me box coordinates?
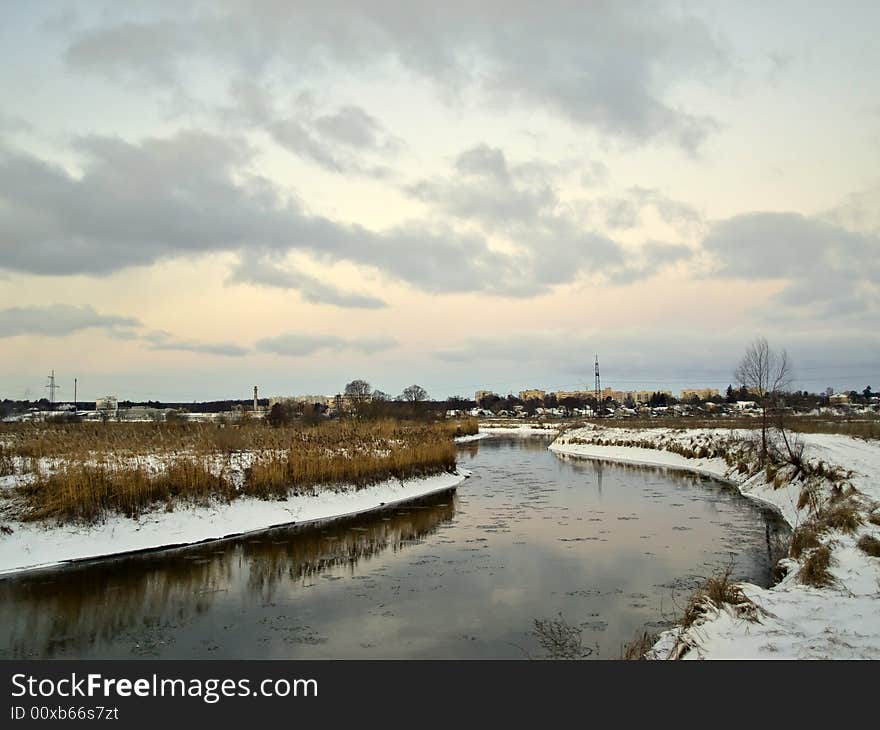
[518,389,546,402]
[95,396,118,415]
[680,388,720,401]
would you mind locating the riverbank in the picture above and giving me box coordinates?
[0,469,468,576]
[551,425,880,659]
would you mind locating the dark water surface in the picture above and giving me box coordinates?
[0,436,786,659]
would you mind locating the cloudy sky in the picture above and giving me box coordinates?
[1,1,878,402]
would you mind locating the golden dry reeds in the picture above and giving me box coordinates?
[6,418,463,525]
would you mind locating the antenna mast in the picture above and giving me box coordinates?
[45,369,60,410]
[594,355,601,416]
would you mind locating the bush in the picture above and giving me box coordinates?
[857,534,880,557]
[798,546,833,587]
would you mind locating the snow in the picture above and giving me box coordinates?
[0,470,468,577]
[477,424,560,435]
[551,425,880,659]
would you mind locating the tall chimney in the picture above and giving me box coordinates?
[253,385,258,411]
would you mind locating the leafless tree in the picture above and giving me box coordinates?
[401,384,428,403]
[344,379,371,399]
[734,337,793,461]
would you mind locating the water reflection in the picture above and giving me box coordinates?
[0,436,787,659]
[0,493,455,658]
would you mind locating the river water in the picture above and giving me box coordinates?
[0,435,787,659]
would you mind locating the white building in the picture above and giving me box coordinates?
[95,396,118,414]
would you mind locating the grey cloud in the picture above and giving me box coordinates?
[256,332,398,357]
[149,339,250,357]
[0,133,595,297]
[66,19,189,86]
[406,144,688,290]
[703,211,879,321]
[0,132,690,298]
[228,256,388,309]
[314,105,400,152]
[0,304,140,338]
[221,79,397,176]
[601,187,703,232]
[63,1,727,151]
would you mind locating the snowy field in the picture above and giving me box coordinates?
[551,425,880,659]
[0,470,467,576]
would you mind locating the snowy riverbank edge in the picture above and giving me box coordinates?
[0,470,469,578]
[549,426,880,659]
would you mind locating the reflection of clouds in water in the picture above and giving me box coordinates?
[0,492,456,658]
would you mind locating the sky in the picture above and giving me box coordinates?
[1,1,878,402]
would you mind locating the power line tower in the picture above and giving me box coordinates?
[594,355,601,416]
[45,369,60,410]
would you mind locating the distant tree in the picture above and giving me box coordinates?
[865,386,874,401]
[734,337,793,461]
[725,385,735,403]
[371,389,390,401]
[401,384,429,403]
[267,402,295,427]
[344,379,372,399]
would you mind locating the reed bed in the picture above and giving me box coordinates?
[3,419,464,525]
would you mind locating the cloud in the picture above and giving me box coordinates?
[220,80,398,176]
[703,211,880,321]
[406,143,691,290]
[0,132,648,298]
[0,304,139,338]
[256,332,398,357]
[63,2,727,151]
[148,339,250,357]
[227,256,388,309]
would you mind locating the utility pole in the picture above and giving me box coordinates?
[74,377,77,412]
[45,370,60,410]
[594,355,601,417]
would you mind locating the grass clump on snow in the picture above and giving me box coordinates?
[798,545,834,587]
[681,566,757,630]
[857,535,880,557]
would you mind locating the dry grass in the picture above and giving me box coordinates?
[243,440,456,499]
[681,567,756,629]
[857,534,880,557]
[798,545,834,587]
[790,525,821,559]
[5,419,463,525]
[815,501,862,534]
[15,459,233,524]
[621,629,659,660]
[0,417,477,461]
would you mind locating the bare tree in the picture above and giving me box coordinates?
[344,379,372,398]
[734,337,793,460]
[401,384,429,403]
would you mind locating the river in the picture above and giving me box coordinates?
[0,435,787,659]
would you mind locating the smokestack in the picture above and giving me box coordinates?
[253,385,258,411]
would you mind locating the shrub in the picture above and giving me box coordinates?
[789,525,821,559]
[857,534,880,557]
[798,546,833,587]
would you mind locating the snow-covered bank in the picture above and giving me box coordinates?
[551,425,880,659]
[0,470,468,577]
[478,423,560,436]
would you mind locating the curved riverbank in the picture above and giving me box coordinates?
[550,425,880,659]
[0,470,468,577]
